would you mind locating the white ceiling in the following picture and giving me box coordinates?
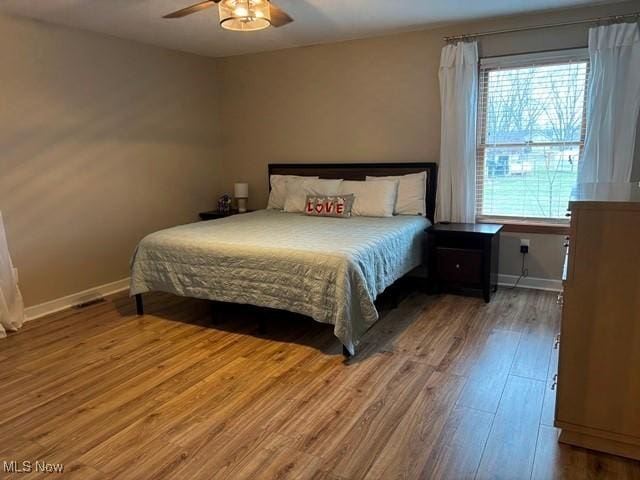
[0,0,624,57]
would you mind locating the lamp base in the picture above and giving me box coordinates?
[237,198,247,213]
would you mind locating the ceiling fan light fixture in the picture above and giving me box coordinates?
[219,0,271,32]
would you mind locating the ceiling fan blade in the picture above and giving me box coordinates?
[269,2,293,27]
[163,0,220,19]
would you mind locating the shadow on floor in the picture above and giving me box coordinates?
[113,278,428,364]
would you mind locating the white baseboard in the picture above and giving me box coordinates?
[498,274,562,292]
[22,273,558,322]
[24,277,130,322]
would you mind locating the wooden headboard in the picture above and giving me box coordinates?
[268,162,438,222]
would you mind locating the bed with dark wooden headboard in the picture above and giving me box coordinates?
[132,161,438,357]
[268,162,438,222]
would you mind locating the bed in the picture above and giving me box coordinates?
[130,162,437,356]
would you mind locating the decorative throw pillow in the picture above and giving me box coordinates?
[366,171,427,216]
[284,178,343,213]
[338,179,399,217]
[304,194,355,218]
[267,175,319,210]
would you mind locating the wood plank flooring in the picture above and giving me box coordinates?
[1,287,639,479]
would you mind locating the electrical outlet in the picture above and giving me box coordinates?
[520,238,530,254]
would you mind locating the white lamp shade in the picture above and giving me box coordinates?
[234,182,249,199]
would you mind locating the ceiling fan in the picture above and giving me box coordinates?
[163,0,293,32]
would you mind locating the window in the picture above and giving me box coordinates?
[476,49,589,222]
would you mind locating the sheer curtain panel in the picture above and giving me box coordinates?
[0,212,24,338]
[579,22,640,184]
[436,41,479,223]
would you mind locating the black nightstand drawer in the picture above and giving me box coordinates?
[436,247,483,284]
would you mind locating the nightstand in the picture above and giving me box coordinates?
[198,210,253,221]
[427,223,503,302]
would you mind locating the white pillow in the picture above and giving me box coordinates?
[268,175,319,210]
[339,180,398,217]
[284,178,343,213]
[366,171,427,216]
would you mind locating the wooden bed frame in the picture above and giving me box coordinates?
[135,161,438,357]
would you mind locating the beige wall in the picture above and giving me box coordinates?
[4,2,639,307]
[0,14,221,306]
[217,1,640,281]
[499,232,566,280]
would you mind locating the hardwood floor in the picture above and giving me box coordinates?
[1,287,639,479]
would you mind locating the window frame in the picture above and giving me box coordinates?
[475,48,590,232]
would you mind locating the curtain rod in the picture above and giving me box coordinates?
[444,12,640,43]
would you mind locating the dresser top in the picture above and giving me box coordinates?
[570,182,640,205]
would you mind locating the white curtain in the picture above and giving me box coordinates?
[0,212,24,338]
[436,41,478,223]
[579,22,640,184]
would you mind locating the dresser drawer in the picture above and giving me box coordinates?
[435,247,483,285]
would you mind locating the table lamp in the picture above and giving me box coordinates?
[234,182,249,213]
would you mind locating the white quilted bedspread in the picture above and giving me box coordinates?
[130,210,429,354]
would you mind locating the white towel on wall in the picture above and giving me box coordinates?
[0,212,24,338]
